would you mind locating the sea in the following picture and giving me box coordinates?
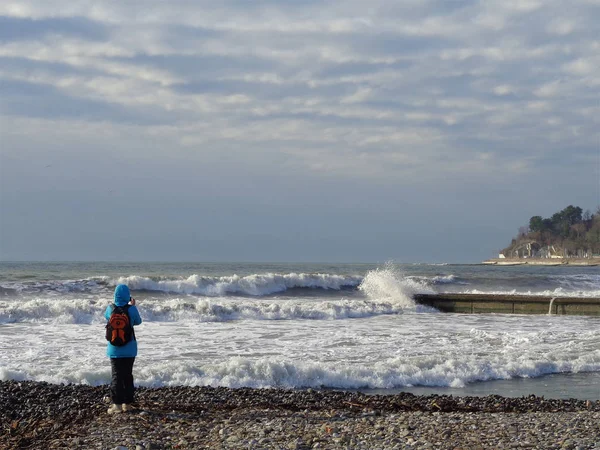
[0,261,599,400]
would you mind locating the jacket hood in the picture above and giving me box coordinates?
[114,284,131,307]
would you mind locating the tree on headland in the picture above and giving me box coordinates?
[550,205,582,237]
[502,205,600,258]
[529,216,545,233]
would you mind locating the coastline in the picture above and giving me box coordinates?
[482,258,600,266]
[2,381,599,449]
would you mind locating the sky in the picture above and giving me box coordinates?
[0,0,599,263]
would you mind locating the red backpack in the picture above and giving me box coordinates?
[105,304,134,346]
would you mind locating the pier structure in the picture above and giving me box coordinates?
[413,293,600,316]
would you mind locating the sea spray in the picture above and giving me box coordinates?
[358,262,434,307]
[2,262,599,399]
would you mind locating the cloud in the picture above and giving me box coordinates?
[492,84,516,96]
[0,15,108,42]
[1,0,599,261]
[1,1,597,159]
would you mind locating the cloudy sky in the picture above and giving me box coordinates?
[0,0,599,263]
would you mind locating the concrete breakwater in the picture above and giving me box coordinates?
[414,293,600,316]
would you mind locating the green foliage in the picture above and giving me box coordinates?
[550,205,583,237]
[502,205,600,257]
[529,216,545,232]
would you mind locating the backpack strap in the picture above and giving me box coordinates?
[111,303,130,312]
[123,304,135,341]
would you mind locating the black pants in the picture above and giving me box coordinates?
[110,357,135,404]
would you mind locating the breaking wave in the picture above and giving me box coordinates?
[118,273,362,296]
[0,265,440,323]
[5,352,599,390]
[0,295,438,324]
[0,273,362,298]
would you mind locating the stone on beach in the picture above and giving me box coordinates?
[1,381,599,449]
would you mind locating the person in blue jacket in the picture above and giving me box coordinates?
[105,284,142,414]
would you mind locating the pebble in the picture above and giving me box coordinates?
[1,380,599,449]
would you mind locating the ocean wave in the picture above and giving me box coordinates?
[552,274,600,291]
[408,274,466,286]
[409,263,449,266]
[0,264,466,300]
[5,353,599,390]
[358,263,435,301]
[0,277,110,295]
[463,288,600,297]
[0,295,437,324]
[0,266,454,323]
[164,353,600,389]
[0,273,364,298]
[0,298,106,324]
[118,273,362,296]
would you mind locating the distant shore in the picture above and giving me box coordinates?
[482,258,600,266]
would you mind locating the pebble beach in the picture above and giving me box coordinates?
[2,381,599,449]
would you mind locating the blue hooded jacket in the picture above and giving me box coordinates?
[105,284,142,358]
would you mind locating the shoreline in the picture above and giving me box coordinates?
[2,381,599,449]
[482,258,600,266]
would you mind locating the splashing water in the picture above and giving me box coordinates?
[548,297,556,315]
[1,262,599,398]
[358,262,432,307]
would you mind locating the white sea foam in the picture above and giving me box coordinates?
[431,274,458,284]
[116,273,361,296]
[407,274,462,286]
[0,273,362,297]
[0,266,434,323]
[2,262,599,398]
[358,263,433,307]
[0,298,106,324]
[0,295,434,324]
[464,288,600,297]
[3,319,599,390]
[4,266,596,300]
